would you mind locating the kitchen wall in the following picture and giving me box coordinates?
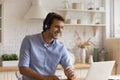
[113,0,120,37]
[0,0,105,59]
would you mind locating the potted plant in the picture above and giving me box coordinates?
[1,53,19,67]
[75,31,95,64]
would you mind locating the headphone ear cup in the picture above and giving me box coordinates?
[44,13,55,30]
[45,25,48,29]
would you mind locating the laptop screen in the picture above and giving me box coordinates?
[85,61,115,80]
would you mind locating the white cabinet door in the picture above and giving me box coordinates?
[55,70,67,79]
[0,72,18,80]
[75,68,88,79]
[55,68,89,79]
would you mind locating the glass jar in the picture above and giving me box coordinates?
[64,0,69,9]
[87,2,95,10]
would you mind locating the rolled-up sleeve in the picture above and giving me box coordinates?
[18,36,31,67]
[60,46,74,69]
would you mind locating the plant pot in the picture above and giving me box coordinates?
[72,2,84,10]
[2,60,19,67]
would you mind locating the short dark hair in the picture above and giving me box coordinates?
[43,12,65,31]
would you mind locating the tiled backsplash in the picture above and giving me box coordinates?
[0,0,103,58]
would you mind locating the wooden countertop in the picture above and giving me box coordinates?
[57,63,90,70]
[0,66,19,72]
[0,63,90,72]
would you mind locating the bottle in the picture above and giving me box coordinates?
[93,48,99,62]
[88,55,93,64]
[64,0,69,9]
[98,48,106,61]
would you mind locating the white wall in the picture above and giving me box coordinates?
[113,0,120,37]
[0,0,105,61]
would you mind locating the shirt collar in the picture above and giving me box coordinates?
[39,32,56,47]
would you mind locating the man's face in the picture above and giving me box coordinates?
[47,19,64,39]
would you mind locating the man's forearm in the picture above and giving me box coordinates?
[19,66,44,80]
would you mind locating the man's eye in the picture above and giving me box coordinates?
[55,26,64,29]
[55,26,58,28]
[55,26,60,28]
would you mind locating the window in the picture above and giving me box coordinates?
[0,4,2,43]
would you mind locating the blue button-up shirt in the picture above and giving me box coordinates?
[18,33,73,80]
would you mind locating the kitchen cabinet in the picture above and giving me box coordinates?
[0,72,17,80]
[55,63,90,79]
[55,68,88,79]
[0,67,18,80]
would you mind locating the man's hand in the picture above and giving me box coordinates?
[42,74,60,80]
[64,67,76,80]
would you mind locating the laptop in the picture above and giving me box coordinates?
[84,61,115,80]
[60,61,115,80]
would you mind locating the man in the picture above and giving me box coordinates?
[19,12,76,80]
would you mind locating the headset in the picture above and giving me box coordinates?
[43,12,56,31]
[43,12,65,31]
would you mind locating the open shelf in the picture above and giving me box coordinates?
[57,9,106,13]
[64,24,106,26]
